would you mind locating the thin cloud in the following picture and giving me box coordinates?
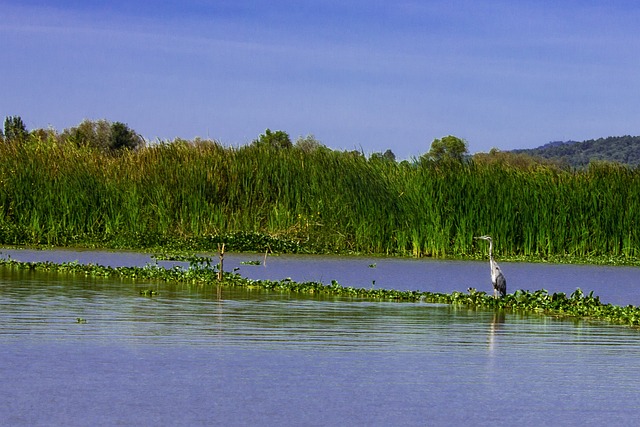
[2,1,640,157]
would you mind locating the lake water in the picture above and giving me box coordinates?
[1,249,640,426]
[3,248,639,305]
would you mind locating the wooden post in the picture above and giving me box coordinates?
[217,243,225,281]
[217,243,225,300]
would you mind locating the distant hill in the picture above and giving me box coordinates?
[512,135,640,168]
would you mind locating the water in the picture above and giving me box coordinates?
[1,249,640,425]
[2,248,640,305]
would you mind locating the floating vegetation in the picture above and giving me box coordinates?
[76,317,87,324]
[240,260,262,265]
[152,253,213,264]
[2,258,640,328]
[140,289,158,296]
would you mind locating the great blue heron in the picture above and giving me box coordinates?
[474,235,507,298]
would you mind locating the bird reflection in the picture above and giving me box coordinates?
[488,311,505,353]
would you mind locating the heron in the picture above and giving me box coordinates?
[474,235,507,298]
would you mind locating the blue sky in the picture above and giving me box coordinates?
[2,1,640,159]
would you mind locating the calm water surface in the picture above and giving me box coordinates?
[1,249,640,426]
[2,248,639,305]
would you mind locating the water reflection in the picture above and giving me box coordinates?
[2,268,640,426]
[488,311,505,354]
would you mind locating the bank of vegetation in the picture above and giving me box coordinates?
[1,117,640,263]
[3,256,639,327]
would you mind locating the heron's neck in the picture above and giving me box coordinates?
[488,240,494,260]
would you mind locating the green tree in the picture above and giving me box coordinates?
[369,149,396,163]
[254,129,292,149]
[30,127,58,144]
[3,115,28,143]
[383,149,396,162]
[61,119,144,152]
[472,148,568,171]
[426,135,468,163]
[109,121,144,152]
[62,119,111,150]
[294,134,324,153]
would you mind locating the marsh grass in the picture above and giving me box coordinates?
[1,137,640,259]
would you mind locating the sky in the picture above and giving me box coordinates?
[2,1,640,159]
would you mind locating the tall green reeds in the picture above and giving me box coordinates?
[1,136,640,258]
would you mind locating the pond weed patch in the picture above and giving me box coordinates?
[2,257,640,328]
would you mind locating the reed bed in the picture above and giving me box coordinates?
[1,137,640,259]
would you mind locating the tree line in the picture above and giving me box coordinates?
[1,116,144,153]
[512,135,640,168]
